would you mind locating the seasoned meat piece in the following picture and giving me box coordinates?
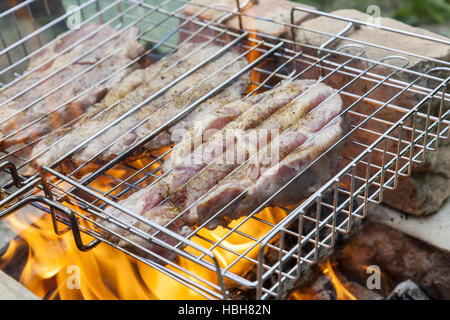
[26,44,197,174]
[27,44,249,176]
[0,22,144,148]
[144,80,257,153]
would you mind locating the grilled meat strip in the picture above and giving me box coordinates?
[126,80,319,218]
[159,89,272,173]
[190,94,345,229]
[101,81,345,262]
[0,22,144,148]
[27,44,249,176]
[170,82,335,209]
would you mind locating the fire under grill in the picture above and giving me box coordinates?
[0,0,449,300]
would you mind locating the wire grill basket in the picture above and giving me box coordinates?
[0,0,449,299]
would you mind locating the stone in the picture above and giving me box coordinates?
[387,280,430,300]
[182,0,238,22]
[182,0,315,37]
[382,141,450,216]
[336,204,450,299]
[296,9,450,68]
[0,270,39,300]
[226,0,315,36]
[366,201,450,253]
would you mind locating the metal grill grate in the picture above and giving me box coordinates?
[0,0,449,300]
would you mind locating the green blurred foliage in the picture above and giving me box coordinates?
[294,0,450,26]
[393,0,450,25]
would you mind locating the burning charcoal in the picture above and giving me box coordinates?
[343,282,384,300]
[311,274,335,293]
[313,290,335,300]
[290,271,336,300]
[387,280,430,300]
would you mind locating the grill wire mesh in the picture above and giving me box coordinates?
[0,0,449,300]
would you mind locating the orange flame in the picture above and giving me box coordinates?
[320,259,357,300]
[0,205,286,299]
[246,26,262,94]
[290,259,359,300]
[0,149,287,301]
